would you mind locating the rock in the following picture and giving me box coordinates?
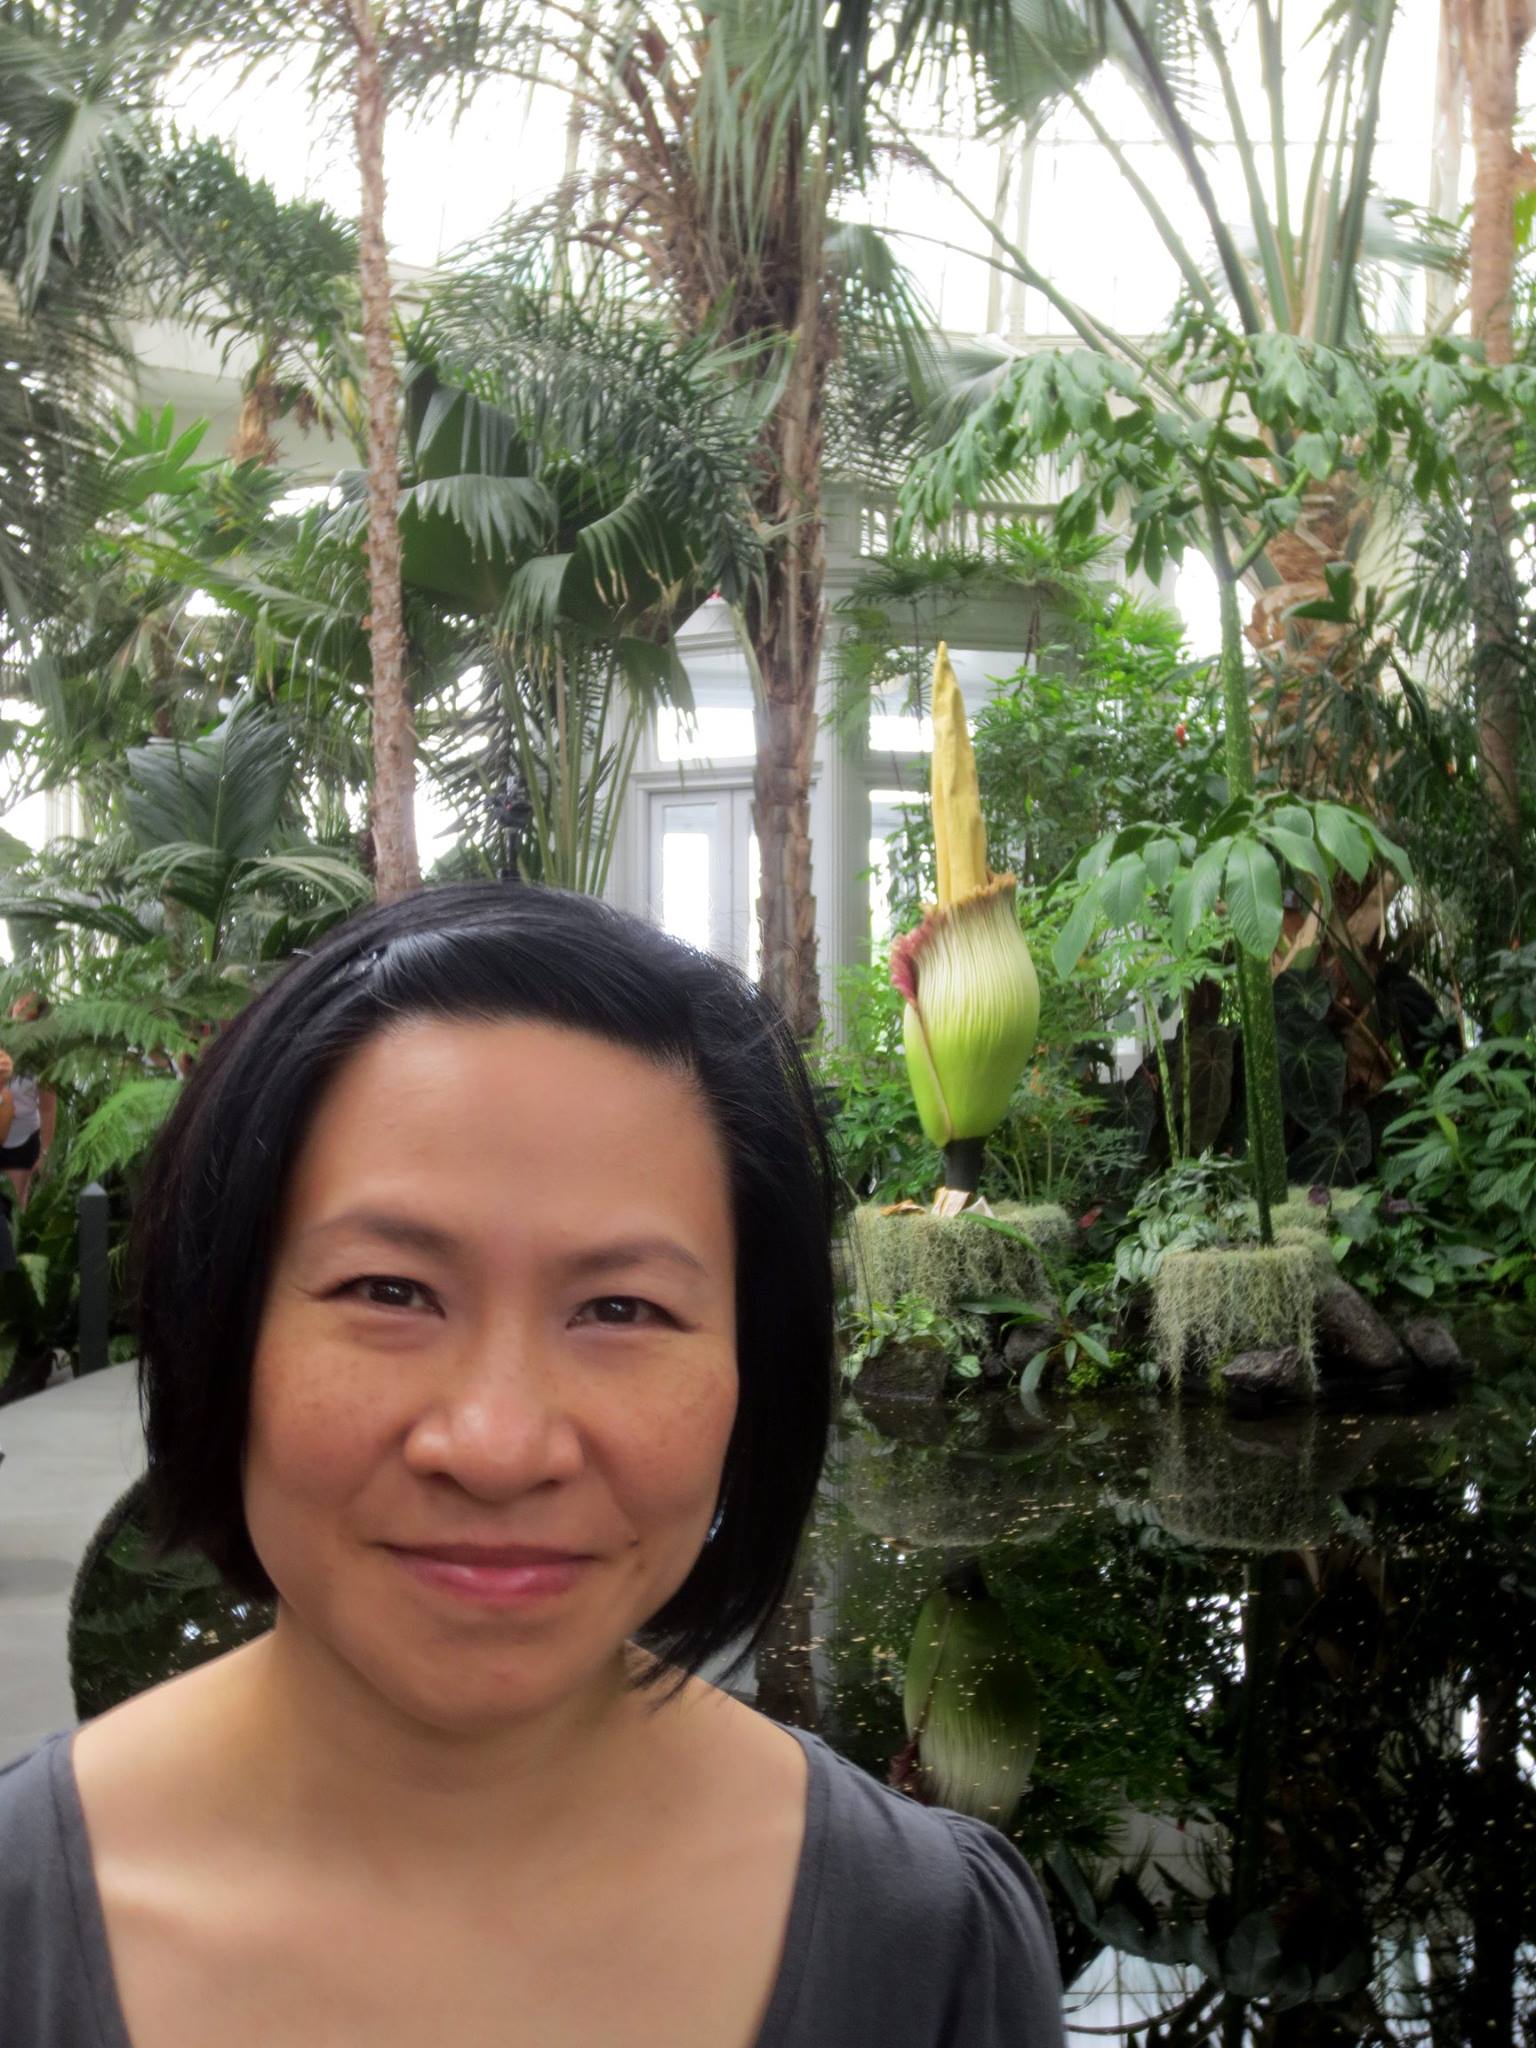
[852,1336,950,1403]
[1315,1282,1408,1376]
[1002,1316,1057,1374]
[1220,1346,1309,1409]
[1399,1316,1469,1376]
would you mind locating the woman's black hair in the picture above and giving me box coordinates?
[134,882,838,1684]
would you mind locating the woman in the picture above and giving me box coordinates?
[0,990,57,1209]
[0,884,1063,2046]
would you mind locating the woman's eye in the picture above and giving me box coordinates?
[343,1276,440,1315]
[573,1295,672,1329]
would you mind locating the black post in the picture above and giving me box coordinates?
[77,1181,109,1378]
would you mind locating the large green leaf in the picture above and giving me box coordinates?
[1276,1013,1345,1133]
[1313,801,1370,883]
[1223,835,1284,958]
[1170,835,1229,954]
[1289,1109,1373,1188]
[124,698,294,865]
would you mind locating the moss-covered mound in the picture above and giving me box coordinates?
[1152,1232,1334,1388]
[849,1201,1071,1315]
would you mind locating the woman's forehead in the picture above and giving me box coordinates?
[277,1017,733,1258]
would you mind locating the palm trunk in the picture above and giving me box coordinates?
[1461,0,1530,846]
[746,308,828,1042]
[349,0,419,902]
[229,352,283,467]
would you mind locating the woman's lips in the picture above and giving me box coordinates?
[383,1543,592,1607]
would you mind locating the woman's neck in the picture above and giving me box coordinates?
[204,1613,668,1880]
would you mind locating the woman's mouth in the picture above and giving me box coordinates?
[382,1541,593,1607]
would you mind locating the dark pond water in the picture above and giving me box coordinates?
[782,1349,1536,2044]
[70,1334,1536,2042]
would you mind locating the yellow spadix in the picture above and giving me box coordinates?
[891,643,1039,1161]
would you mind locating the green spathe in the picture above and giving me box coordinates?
[903,1581,1041,1822]
[896,878,1041,1147]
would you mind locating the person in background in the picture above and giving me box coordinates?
[0,991,56,1210]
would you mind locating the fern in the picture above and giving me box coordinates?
[4,999,195,1074]
[71,1078,182,1183]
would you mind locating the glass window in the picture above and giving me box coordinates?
[655,802,716,953]
[869,786,931,946]
[867,647,1020,754]
[656,705,757,763]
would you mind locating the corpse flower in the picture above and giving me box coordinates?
[891,642,1039,1200]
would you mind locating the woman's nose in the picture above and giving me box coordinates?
[401,1331,586,1500]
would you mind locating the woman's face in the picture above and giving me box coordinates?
[244,1017,739,1734]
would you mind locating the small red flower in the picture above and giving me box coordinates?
[1174,721,1188,747]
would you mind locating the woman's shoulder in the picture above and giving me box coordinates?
[0,1732,66,1857]
[771,1728,1064,2046]
[0,1733,117,2035]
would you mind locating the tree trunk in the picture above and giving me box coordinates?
[745,304,829,1042]
[349,0,419,902]
[1460,0,1532,845]
[1209,493,1288,1227]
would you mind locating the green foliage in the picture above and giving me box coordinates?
[818,966,933,1205]
[1374,1035,1536,1304]
[1328,1186,1485,1310]
[838,1292,986,1387]
[849,1201,1071,1317]
[1111,1158,1270,1293]
[69,1077,181,1184]
[69,1475,273,1722]
[906,329,1536,588]
[1110,1162,1330,1384]
[1056,795,1411,981]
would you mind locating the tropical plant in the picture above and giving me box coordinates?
[908,0,1449,666]
[0,0,198,631]
[1375,1032,1536,1304]
[891,643,1039,1197]
[907,319,1536,1227]
[0,696,369,969]
[448,0,1027,1036]
[149,134,362,465]
[838,1292,986,1387]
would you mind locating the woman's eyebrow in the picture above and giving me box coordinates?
[299,1215,709,1280]
[560,1237,711,1282]
[301,1210,458,1258]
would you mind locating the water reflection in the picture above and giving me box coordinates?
[811,1365,1536,2043]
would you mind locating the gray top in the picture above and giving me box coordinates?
[0,1726,1064,2046]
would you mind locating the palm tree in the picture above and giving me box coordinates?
[456,0,1007,1037]
[146,296,765,894]
[910,0,1433,674]
[182,1,494,903]
[151,135,363,467]
[0,0,205,635]
[1450,0,1532,843]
